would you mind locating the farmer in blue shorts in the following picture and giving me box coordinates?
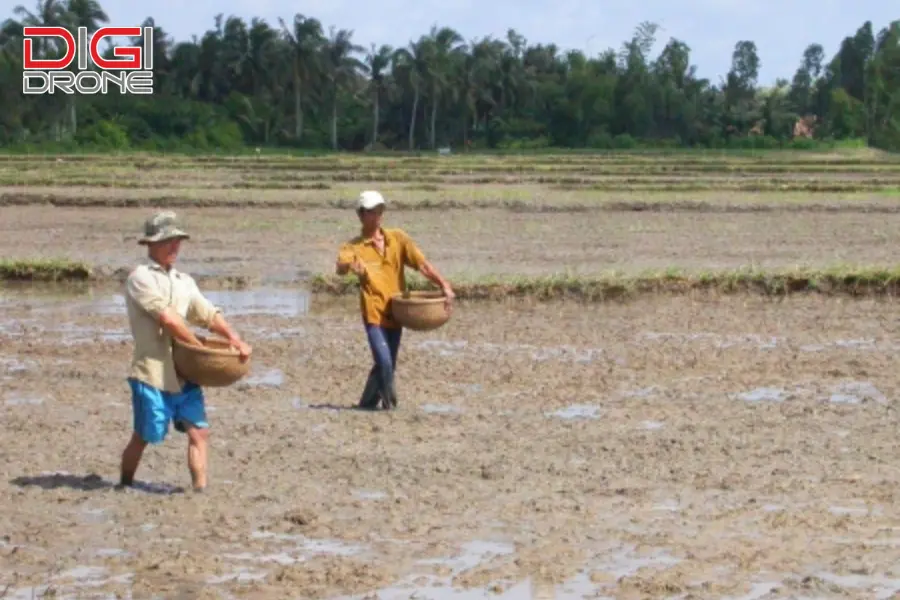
[119,211,251,492]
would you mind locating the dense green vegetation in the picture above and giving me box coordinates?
[1,1,898,152]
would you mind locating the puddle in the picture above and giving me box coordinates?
[413,340,604,364]
[0,356,32,373]
[5,566,134,599]
[354,489,388,500]
[204,289,310,317]
[1,288,311,318]
[829,505,874,516]
[214,533,367,582]
[239,368,284,389]
[640,331,778,350]
[335,542,680,600]
[546,405,601,420]
[585,545,681,580]
[56,566,109,581]
[81,507,109,524]
[815,571,900,598]
[417,540,515,573]
[0,321,129,345]
[207,567,268,584]
[222,551,298,566]
[651,499,680,512]
[623,386,660,398]
[735,387,786,403]
[421,403,462,414]
[249,530,364,556]
[828,381,886,405]
[4,393,46,406]
[802,338,878,352]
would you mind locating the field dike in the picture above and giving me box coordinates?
[8,260,900,300]
[310,268,900,300]
[4,192,900,214]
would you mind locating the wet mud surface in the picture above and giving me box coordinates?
[3,205,900,282]
[3,288,900,598]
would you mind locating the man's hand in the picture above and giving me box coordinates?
[442,285,456,314]
[230,337,252,362]
[349,257,367,278]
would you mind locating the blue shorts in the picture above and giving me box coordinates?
[128,378,208,444]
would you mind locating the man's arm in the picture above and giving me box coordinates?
[208,312,241,345]
[401,232,455,300]
[127,270,203,347]
[419,260,454,296]
[187,284,251,359]
[158,307,205,347]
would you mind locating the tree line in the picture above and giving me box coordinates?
[1,0,898,152]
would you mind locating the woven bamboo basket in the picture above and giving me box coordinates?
[390,290,451,331]
[172,334,250,387]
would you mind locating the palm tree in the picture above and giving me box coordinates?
[62,0,107,134]
[460,37,502,142]
[393,36,430,150]
[321,26,363,150]
[423,25,463,148]
[363,43,392,147]
[11,0,68,140]
[279,13,323,141]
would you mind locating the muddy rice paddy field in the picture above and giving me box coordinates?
[3,150,900,599]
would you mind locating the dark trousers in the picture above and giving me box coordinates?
[358,324,403,409]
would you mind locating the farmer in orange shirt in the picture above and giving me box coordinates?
[335,191,455,410]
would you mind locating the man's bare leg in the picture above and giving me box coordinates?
[120,432,147,486]
[185,426,209,491]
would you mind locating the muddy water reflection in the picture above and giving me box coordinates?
[0,287,314,344]
[0,286,311,317]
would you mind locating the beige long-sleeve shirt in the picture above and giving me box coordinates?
[125,262,221,392]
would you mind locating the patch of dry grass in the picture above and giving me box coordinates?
[310,266,900,301]
[0,259,92,281]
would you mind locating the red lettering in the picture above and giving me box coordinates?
[22,26,75,69]
[91,27,143,70]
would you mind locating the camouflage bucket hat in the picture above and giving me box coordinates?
[137,211,190,245]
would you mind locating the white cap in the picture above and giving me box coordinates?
[358,190,385,210]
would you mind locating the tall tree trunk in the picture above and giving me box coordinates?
[331,95,338,150]
[292,64,304,140]
[69,98,77,138]
[430,92,438,149]
[462,115,468,149]
[372,90,379,146]
[408,84,418,150]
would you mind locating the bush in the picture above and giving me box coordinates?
[75,119,130,149]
